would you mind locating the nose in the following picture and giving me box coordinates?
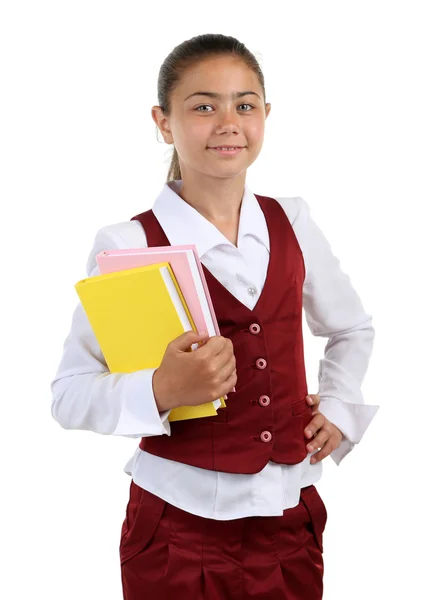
[215,109,241,134]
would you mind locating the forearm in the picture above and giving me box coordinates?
[51,368,171,437]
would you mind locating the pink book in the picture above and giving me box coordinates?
[96,245,220,339]
[96,245,235,396]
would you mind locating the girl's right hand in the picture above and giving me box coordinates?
[152,330,237,412]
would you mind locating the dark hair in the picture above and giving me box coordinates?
[156,33,267,182]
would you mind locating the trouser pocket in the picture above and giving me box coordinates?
[300,485,327,553]
[120,480,166,565]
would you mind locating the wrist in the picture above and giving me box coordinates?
[152,368,172,412]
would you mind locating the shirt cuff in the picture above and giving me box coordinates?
[112,369,171,437]
[318,396,379,465]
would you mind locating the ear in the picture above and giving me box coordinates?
[151,105,174,144]
[265,102,271,119]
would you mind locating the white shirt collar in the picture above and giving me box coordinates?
[152,179,270,258]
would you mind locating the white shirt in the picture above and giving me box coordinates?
[51,179,379,520]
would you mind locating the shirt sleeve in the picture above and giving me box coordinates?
[293,196,379,465]
[50,225,172,438]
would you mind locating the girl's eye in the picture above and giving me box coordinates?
[195,104,254,112]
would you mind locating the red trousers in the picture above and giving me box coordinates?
[120,481,327,600]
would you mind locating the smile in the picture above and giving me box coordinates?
[208,147,245,156]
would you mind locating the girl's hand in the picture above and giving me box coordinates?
[152,330,237,412]
[305,393,321,410]
[304,397,343,463]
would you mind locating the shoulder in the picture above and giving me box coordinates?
[268,197,316,272]
[86,220,147,276]
[270,195,311,226]
[92,220,147,248]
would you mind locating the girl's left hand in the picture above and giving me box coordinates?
[304,394,343,464]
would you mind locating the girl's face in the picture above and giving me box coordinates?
[153,56,271,180]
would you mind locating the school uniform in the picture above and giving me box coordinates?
[51,179,378,599]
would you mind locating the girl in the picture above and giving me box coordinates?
[51,33,378,599]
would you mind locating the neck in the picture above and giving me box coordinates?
[177,171,246,224]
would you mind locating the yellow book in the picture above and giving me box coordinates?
[75,262,220,422]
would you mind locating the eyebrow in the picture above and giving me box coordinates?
[184,90,261,101]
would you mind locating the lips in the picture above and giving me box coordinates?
[208,146,246,156]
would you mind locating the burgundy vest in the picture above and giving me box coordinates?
[130,195,312,474]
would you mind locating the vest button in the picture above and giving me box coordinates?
[258,395,271,407]
[249,323,261,335]
[260,430,272,443]
[255,358,267,370]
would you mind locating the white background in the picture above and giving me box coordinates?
[1,1,422,598]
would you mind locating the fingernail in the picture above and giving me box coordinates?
[305,429,312,438]
[310,457,317,464]
[307,444,315,452]
[307,396,314,404]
